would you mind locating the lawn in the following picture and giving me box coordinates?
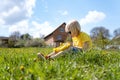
[0,48,120,80]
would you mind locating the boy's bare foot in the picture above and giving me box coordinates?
[45,56,50,59]
[37,53,46,60]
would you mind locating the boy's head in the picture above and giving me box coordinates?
[65,20,81,37]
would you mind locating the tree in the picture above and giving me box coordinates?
[113,28,120,37]
[25,38,46,47]
[20,33,32,40]
[111,28,120,45]
[90,26,110,49]
[8,31,21,47]
[9,31,21,40]
[40,33,45,39]
[14,33,32,47]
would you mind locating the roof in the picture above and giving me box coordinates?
[115,35,120,39]
[44,22,66,39]
[113,35,120,40]
[0,36,9,39]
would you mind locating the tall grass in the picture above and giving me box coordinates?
[0,48,120,80]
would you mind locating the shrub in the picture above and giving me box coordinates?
[25,39,46,47]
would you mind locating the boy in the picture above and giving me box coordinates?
[38,20,92,60]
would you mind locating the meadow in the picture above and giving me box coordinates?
[0,47,120,80]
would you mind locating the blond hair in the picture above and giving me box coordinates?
[65,20,81,37]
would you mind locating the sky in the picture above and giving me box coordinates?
[0,0,120,38]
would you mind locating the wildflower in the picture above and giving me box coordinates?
[101,50,108,55]
[20,65,24,71]
[33,58,37,62]
[19,76,23,80]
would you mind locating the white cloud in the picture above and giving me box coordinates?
[0,19,5,24]
[80,10,106,25]
[30,21,54,38]
[9,20,29,34]
[25,0,36,17]
[0,0,36,25]
[2,6,20,17]
[58,10,68,16]
[62,11,68,15]
[8,20,55,38]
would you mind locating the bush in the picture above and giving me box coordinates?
[14,40,26,48]
[25,39,46,47]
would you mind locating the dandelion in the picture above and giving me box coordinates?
[20,65,24,71]
[19,76,23,80]
[33,58,37,62]
[101,50,108,55]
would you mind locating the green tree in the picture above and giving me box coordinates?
[20,33,32,40]
[111,28,120,45]
[9,31,21,40]
[8,31,21,47]
[90,26,110,49]
[113,28,120,37]
[15,33,32,47]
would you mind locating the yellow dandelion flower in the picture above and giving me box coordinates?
[101,50,108,55]
[20,65,24,71]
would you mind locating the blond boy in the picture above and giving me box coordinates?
[38,20,92,60]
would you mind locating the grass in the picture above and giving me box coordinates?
[0,48,120,80]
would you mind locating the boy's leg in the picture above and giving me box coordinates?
[47,52,56,57]
[37,52,57,60]
[50,51,64,59]
[37,50,66,60]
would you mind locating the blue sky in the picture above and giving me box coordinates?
[0,0,120,38]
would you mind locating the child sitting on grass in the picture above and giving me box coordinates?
[37,20,92,60]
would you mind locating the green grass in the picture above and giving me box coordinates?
[0,48,120,80]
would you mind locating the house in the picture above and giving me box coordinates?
[44,22,68,47]
[0,37,9,47]
[0,37,9,43]
[106,35,120,49]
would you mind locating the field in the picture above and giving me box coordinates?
[0,48,120,80]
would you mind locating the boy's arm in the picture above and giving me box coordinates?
[53,42,71,53]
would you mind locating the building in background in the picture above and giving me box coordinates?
[0,36,9,47]
[44,22,67,47]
